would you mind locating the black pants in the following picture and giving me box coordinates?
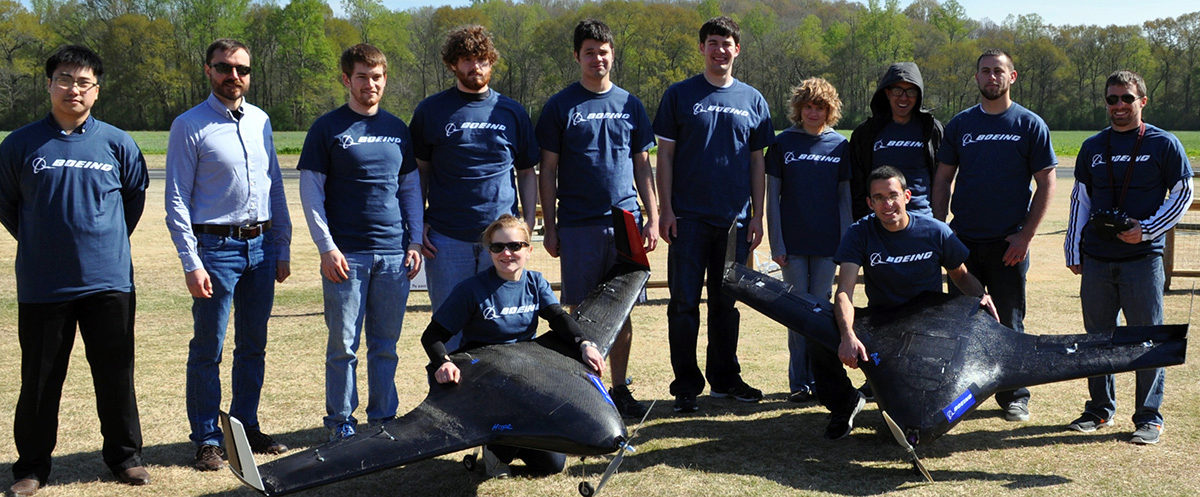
[808,336,857,415]
[13,291,143,481]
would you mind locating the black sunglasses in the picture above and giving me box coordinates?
[886,86,919,98]
[488,241,530,253]
[1105,94,1138,105]
[211,62,252,76]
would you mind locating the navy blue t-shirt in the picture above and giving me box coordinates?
[0,115,148,303]
[653,75,774,227]
[834,212,969,310]
[765,127,849,256]
[297,105,420,253]
[536,82,655,227]
[872,120,931,215]
[411,89,538,241]
[1075,124,1193,260]
[432,268,558,345]
[937,103,1057,242]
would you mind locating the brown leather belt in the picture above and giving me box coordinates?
[192,220,272,240]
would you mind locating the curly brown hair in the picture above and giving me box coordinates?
[787,77,842,128]
[442,25,499,70]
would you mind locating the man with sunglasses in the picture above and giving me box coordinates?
[165,38,292,471]
[932,49,1056,424]
[1,45,150,495]
[1063,70,1192,445]
[849,62,943,220]
[297,43,423,442]
[536,19,658,419]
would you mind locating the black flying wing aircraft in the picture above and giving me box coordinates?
[721,233,1187,452]
[220,209,652,496]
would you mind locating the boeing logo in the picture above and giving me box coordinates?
[339,134,405,149]
[1092,153,1150,167]
[445,121,507,137]
[692,103,751,117]
[570,111,631,127]
[783,151,840,164]
[962,133,1021,146]
[481,304,537,320]
[32,157,114,174]
[869,250,934,267]
[873,139,923,151]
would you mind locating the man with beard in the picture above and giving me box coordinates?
[297,44,424,441]
[165,38,292,471]
[932,48,1056,423]
[2,45,150,495]
[410,25,538,334]
[536,19,659,419]
[849,62,943,219]
[1063,70,1192,445]
[653,16,774,414]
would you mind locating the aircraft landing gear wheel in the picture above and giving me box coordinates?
[579,480,595,496]
[462,453,477,471]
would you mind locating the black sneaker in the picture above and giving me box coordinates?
[710,380,763,403]
[788,385,816,403]
[193,444,225,471]
[673,394,698,413]
[1003,400,1031,422]
[610,385,649,419]
[824,391,866,440]
[246,429,288,454]
[1067,413,1112,432]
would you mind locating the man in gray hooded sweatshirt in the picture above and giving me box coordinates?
[849,62,943,220]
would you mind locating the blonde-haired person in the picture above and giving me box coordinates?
[419,214,603,478]
[765,77,852,404]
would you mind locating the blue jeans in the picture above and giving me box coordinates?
[780,255,835,392]
[951,238,1031,407]
[666,218,749,396]
[187,233,277,447]
[1080,254,1166,426]
[323,252,412,429]
[424,229,491,351]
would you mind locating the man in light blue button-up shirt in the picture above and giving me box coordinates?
[164,38,292,471]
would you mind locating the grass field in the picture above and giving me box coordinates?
[3,130,1198,160]
[1,155,1199,496]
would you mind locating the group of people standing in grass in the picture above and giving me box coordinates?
[0,12,1190,497]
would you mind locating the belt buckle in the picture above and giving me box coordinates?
[237,223,260,239]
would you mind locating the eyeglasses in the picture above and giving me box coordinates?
[885,86,919,98]
[210,62,252,76]
[1105,94,1139,105]
[52,75,98,91]
[488,241,530,253]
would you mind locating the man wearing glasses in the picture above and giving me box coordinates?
[849,62,943,220]
[1,45,149,495]
[165,38,292,471]
[932,49,1056,423]
[1063,70,1193,445]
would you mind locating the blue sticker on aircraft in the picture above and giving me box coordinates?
[942,389,976,422]
[491,423,513,432]
[470,358,480,364]
[588,374,615,407]
[870,352,880,365]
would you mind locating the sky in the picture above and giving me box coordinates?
[373,0,1196,27]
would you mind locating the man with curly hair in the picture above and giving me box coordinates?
[410,26,538,343]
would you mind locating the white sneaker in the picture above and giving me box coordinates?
[481,446,510,479]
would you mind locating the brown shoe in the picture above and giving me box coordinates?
[193,444,225,471]
[9,477,40,496]
[246,430,288,455]
[115,466,151,485]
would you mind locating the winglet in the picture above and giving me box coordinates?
[612,208,650,269]
[221,411,268,495]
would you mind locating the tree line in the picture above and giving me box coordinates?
[2,0,1199,133]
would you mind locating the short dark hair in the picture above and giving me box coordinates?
[976,48,1013,71]
[699,16,740,45]
[441,25,499,69]
[573,19,614,53]
[44,45,103,79]
[206,38,249,65]
[1106,70,1147,98]
[868,166,907,193]
[341,43,387,76]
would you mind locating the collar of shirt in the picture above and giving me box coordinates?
[204,93,245,121]
[44,114,95,135]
